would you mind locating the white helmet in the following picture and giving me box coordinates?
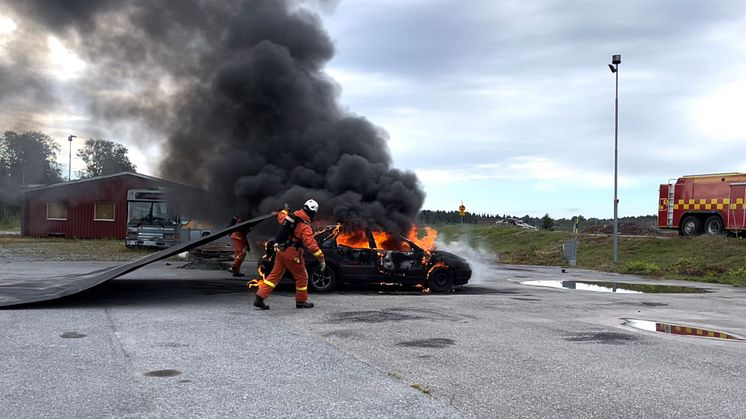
[303,199,319,214]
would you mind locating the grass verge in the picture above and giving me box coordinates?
[437,224,746,286]
[0,236,153,261]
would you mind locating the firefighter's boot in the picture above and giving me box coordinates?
[253,296,270,310]
[296,301,314,309]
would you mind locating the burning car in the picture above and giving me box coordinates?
[257,225,471,292]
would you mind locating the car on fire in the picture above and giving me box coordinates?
[258,225,472,292]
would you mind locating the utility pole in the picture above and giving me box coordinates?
[67,135,76,181]
[608,54,621,263]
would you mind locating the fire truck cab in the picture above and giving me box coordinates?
[658,173,746,236]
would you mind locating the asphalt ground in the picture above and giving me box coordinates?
[1,260,745,418]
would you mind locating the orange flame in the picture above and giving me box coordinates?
[427,261,447,278]
[246,279,261,289]
[407,226,437,251]
[335,225,438,251]
[414,284,432,294]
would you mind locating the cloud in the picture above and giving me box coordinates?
[3,0,746,219]
[691,79,746,141]
[46,36,87,80]
[415,156,640,189]
[0,15,16,34]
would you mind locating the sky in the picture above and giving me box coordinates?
[1,0,745,219]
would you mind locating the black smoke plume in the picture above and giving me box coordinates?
[3,0,425,234]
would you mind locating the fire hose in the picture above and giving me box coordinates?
[0,213,275,307]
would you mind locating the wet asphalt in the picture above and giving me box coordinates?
[1,260,746,418]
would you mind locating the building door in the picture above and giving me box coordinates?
[727,184,746,230]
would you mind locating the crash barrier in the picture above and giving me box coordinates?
[0,213,274,307]
[563,240,577,267]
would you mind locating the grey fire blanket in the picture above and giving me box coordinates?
[0,213,274,307]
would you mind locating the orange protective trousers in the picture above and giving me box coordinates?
[256,247,308,303]
[231,236,247,272]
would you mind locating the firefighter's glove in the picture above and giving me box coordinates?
[319,260,326,272]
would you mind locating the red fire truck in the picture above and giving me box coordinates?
[658,173,746,236]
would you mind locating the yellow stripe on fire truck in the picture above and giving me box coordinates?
[664,197,744,210]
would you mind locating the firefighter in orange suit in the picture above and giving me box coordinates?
[254,199,325,310]
[229,216,250,277]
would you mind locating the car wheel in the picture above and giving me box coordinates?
[704,215,724,235]
[427,267,453,292]
[679,215,702,236]
[309,266,337,292]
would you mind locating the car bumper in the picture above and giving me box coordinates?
[454,267,472,285]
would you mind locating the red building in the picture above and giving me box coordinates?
[22,173,190,239]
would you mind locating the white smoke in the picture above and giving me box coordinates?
[436,234,498,284]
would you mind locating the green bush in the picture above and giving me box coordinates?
[670,257,726,277]
[622,260,662,276]
[723,266,746,286]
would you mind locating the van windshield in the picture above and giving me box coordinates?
[127,201,178,226]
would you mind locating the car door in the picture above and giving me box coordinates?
[334,245,380,282]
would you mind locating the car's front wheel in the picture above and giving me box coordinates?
[309,266,337,292]
[427,267,453,292]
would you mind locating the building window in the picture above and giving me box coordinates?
[94,201,115,221]
[47,202,68,220]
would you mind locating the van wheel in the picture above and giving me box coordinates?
[679,216,701,236]
[704,216,724,235]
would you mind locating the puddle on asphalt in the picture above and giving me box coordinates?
[144,369,182,377]
[563,331,637,345]
[156,342,190,348]
[521,280,709,294]
[323,330,364,339]
[623,319,744,341]
[60,332,86,339]
[330,310,425,324]
[396,338,455,348]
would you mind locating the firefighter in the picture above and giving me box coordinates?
[253,199,325,310]
[229,215,250,277]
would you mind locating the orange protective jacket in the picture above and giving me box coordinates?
[229,216,249,242]
[278,209,324,261]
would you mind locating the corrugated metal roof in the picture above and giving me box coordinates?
[21,172,199,193]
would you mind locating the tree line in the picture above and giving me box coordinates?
[0,130,136,225]
[417,210,657,232]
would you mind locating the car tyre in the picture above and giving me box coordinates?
[679,215,702,236]
[309,266,337,292]
[703,215,724,236]
[427,267,453,292]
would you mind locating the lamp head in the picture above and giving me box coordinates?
[612,54,621,64]
[68,135,76,142]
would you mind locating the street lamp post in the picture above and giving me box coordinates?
[67,135,76,181]
[608,54,621,263]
